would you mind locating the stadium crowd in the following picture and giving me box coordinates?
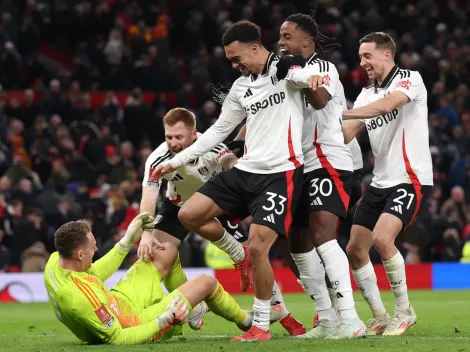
[0,0,469,272]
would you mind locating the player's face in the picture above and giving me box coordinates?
[164,121,197,155]
[278,21,307,56]
[80,232,97,270]
[225,41,258,76]
[358,42,392,80]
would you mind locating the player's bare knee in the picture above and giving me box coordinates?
[346,240,368,265]
[152,242,178,278]
[371,232,391,256]
[178,205,199,230]
[248,233,273,261]
[195,274,217,294]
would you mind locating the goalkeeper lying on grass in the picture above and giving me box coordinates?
[44,213,272,344]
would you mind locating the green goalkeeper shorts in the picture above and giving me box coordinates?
[111,260,191,341]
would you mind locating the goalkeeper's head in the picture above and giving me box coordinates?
[222,20,268,77]
[54,220,97,271]
[163,108,197,156]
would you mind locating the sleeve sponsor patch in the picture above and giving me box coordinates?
[95,304,115,328]
[147,168,161,187]
[395,79,411,90]
[216,148,232,161]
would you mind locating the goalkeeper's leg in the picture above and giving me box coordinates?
[150,240,207,331]
[152,230,188,292]
[177,274,252,331]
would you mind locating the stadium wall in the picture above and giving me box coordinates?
[0,264,469,303]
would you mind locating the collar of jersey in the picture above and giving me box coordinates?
[374,65,399,91]
[307,52,320,65]
[251,52,276,81]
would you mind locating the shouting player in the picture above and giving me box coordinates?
[44,213,254,344]
[277,14,366,339]
[138,107,305,335]
[342,32,433,336]
[151,20,309,341]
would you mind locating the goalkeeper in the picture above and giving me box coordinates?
[44,213,253,344]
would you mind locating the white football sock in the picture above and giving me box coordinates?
[383,252,410,311]
[292,249,336,320]
[271,281,289,319]
[253,297,271,331]
[211,230,245,263]
[317,240,358,320]
[352,261,387,318]
[328,287,338,309]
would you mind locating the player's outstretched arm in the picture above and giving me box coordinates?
[285,62,336,109]
[342,120,365,144]
[343,91,410,120]
[138,152,167,260]
[91,213,154,281]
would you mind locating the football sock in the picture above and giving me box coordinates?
[271,281,289,319]
[211,230,245,264]
[317,240,358,320]
[383,252,410,311]
[352,261,387,318]
[163,253,187,292]
[206,282,247,324]
[253,297,271,331]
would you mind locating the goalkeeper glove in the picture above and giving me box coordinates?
[210,83,230,106]
[275,55,307,81]
[118,212,155,252]
[155,295,190,330]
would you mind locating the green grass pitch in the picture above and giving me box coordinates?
[1,290,469,351]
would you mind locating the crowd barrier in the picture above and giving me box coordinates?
[1,264,469,303]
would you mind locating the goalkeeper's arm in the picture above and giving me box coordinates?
[90,213,154,281]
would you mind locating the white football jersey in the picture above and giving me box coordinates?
[295,54,353,173]
[170,52,304,174]
[346,138,363,171]
[355,66,433,188]
[142,135,234,207]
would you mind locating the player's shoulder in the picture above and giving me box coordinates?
[396,68,422,79]
[395,68,424,85]
[146,142,170,167]
[307,54,336,73]
[392,68,425,92]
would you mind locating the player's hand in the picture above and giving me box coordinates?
[210,83,230,106]
[118,212,154,251]
[151,162,174,181]
[226,140,245,158]
[138,231,166,262]
[276,55,307,81]
[308,75,326,90]
[155,295,189,330]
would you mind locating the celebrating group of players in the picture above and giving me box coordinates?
[44,9,433,345]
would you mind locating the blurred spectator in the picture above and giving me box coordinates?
[0,0,469,270]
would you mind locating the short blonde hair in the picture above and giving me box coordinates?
[163,108,196,129]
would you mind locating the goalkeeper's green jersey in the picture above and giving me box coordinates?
[44,245,163,344]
